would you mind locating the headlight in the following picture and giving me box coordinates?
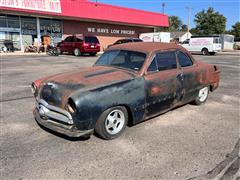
[31,82,38,96]
[66,99,76,114]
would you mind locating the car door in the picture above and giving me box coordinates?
[64,36,74,53]
[177,51,200,103]
[144,51,184,118]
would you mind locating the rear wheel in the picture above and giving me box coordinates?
[74,48,81,56]
[193,86,209,105]
[95,106,128,140]
[202,48,209,56]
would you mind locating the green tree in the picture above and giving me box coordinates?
[155,15,183,32]
[181,24,188,31]
[190,28,198,35]
[194,7,226,35]
[230,22,240,37]
[169,16,183,31]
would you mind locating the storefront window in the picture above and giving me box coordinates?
[7,16,20,28]
[0,15,21,51]
[40,18,62,45]
[21,17,37,46]
[0,15,7,27]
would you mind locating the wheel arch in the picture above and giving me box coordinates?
[201,47,208,52]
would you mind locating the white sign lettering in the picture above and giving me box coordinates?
[87,27,135,35]
[0,0,62,13]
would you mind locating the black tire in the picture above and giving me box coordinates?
[193,86,209,105]
[202,48,209,56]
[57,48,62,55]
[95,106,128,140]
[74,48,81,56]
[90,52,97,56]
[209,52,216,56]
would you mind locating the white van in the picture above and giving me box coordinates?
[139,32,170,43]
[181,36,222,55]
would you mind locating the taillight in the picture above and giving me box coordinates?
[83,43,89,47]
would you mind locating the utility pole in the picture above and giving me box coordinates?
[186,6,193,38]
[162,3,165,14]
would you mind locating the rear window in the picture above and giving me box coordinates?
[84,36,99,43]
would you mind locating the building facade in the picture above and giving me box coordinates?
[0,0,169,51]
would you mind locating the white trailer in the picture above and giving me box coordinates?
[139,32,170,43]
[219,34,234,51]
[181,36,222,55]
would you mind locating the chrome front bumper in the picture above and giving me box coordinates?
[34,99,93,137]
[36,99,73,125]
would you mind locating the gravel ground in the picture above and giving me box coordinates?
[0,53,239,180]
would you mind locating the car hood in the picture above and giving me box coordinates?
[38,66,136,108]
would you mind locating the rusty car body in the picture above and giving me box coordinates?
[32,42,220,140]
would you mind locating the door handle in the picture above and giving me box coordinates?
[178,73,184,81]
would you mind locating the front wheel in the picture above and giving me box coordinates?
[193,86,209,105]
[202,48,209,56]
[95,106,128,140]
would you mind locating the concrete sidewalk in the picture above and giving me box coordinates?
[218,50,240,56]
[0,52,46,56]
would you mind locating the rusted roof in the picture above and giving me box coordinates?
[108,42,187,54]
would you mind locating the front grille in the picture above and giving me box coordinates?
[37,99,73,125]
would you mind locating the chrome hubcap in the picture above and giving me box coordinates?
[74,49,79,55]
[199,87,208,102]
[105,110,125,135]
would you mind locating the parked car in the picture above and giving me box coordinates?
[234,37,240,50]
[107,38,142,49]
[181,36,222,55]
[32,42,220,140]
[57,35,100,56]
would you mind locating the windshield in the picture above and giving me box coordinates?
[95,50,147,71]
[213,37,221,44]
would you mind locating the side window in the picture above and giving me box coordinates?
[73,37,83,42]
[156,52,177,71]
[114,40,122,45]
[147,57,158,72]
[64,36,73,42]
[177,51,193,67]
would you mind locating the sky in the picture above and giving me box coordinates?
[93,0,240,30]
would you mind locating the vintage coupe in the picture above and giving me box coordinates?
[32,42,220,140]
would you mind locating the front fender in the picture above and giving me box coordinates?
[71,77,146,130]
